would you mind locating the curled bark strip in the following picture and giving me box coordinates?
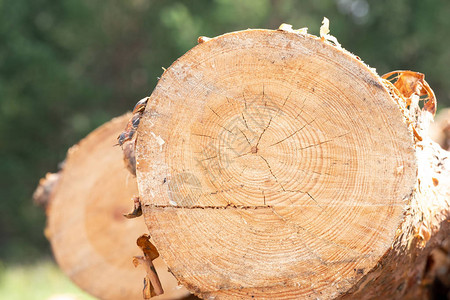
[382,70,437,115]
[117,97,149,147]
[123,196,142,219]
[134,234,164,298]
[412,127,424,142]
[122,141,137,176]
[118,97,150,176]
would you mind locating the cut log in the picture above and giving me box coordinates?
[44,114,196,300]
[134,29,450,299]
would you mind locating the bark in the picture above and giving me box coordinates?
[340,111,450,299]
[134,29,450,299]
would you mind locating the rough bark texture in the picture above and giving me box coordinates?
[44,114,194,300]
[339,111,450,299]
[134,29,449,299]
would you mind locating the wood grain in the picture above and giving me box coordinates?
[135,30,419,299]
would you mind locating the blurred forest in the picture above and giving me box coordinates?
[1,0,449,264]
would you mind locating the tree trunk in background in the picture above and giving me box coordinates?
[44,114,195,300]
[135,29,449,299]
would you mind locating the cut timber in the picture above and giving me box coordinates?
[135,29,450,299]
[45,114,195,300]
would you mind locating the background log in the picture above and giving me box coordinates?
[135,29,449,299]
[44,114,196,299]
[430,108,450,151]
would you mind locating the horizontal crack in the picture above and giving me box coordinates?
[145,204,273,210]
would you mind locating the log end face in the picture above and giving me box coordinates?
[136,30,418,299]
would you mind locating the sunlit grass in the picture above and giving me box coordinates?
[0,260,96,300]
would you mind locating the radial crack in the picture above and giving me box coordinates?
[306,192,324,210]
[192,133,216,139]
[261,189,266,205]
[270,118,316,147]
[233,150,251,159]
[298,139,332,151]
[242,92,248,110]
[241,112,249,130]
[219,124,234,135]
[262,83,266,107]
[298,132,349,151]
[294,97,308,120]
[239,128,252,147]
[274,90,291,119]
[200,155,217,161]
[239,166,248,176]
[255,114,274,149]
[208,106,222,119]
[258,155,285,191]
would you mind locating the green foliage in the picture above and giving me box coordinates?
[0,259,95,299]
[0,0,449,262]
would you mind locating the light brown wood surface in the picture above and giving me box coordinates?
[134,30,443,299]
[46,114,194,300]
